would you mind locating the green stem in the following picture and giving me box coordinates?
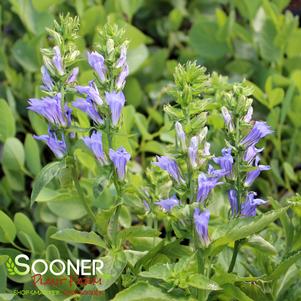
[228,240,241,273]
[72,159,96,224]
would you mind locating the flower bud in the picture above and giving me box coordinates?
[175,121,186,151]
[221,106,234,132]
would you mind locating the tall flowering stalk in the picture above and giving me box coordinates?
[220,86,272,272]
[28,18,131,240]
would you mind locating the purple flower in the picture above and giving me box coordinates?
[175,121,186,151]
[208,165,228,178]
[241,192,267,217]
[28,93,69,127]
[116,45,127,68]
[221,107,234,132]
[213,148,233,176]
[143,200,150,212]
[197,173,222,202]
[153,156,183,183]
[228,189,238,216]
[76,81,103,106]
[82,131,105,163]
[116,63,129,89]
[194,208,210,246]
[245,156,270,187]
[244,106,253,123]
[88,51,106,82]
[244,145,263,164]
[52,46,64,75]
[67,67,79,84]
[109,147,131,180]
[241,121,272,148]
[105,91,126,126]
[41,66,53,91]
[202,142,211,156]
[188,136,198,168]
[34,131,66,159]
[155,196,179,212]
[72,98,103,124]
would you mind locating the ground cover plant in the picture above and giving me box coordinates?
[0,1,301,301]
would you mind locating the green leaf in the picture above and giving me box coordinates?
[265,250,301,281]
[0,211,16,243]
[186,274,221,291]
[117,226,160,245]
[127,44,149,74]
[245,235,277,255]
[96,251,127,290]
[31,161,66,204]
[51,229,106,248]
[14,212,44,254]
[0,99,15,142]
[189,18,230,61]
[2,137,25,171]
[80,5,105,35]
[111,281,189,301]
[24,134,41,176]
[0,255,8,265]
[209,207,289,255]
[221,283,254,301]
[283,162,297,182]
[141,141,166,155]
[134,113,152,140]
[267,88,284,108]
[9,0,53,35]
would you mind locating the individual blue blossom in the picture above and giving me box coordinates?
[88,51,106,82]
[194,208,210,246]
[28,93,70,127]
[175,121,186,151]
[213,148,233,177]
[143,200,150,212]
[109,147,131,180]
[155,196,179,212]
[67,67,79,84]
[116,63,129,89]
[41,66,54,91]
[116,45,127,68]
[241,121,272,148]
[72,98,103,124]
[153,156,183,183]
[228,189,238,216]
[244,145,263,164]
[241,192,267,217]
[105,91,126,126]
[76,81,103,105]
[208,165,228,179]
[244,106,253,123]
[221,107,234,132]
[245,156,271,187]
[52,46,64,75]
[34,130,66,159]
[188,136,198,168]
[82,131,105,163]
[197,173,222,202]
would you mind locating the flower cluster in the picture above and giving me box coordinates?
[145,68,272,247]
[27,19,131,181]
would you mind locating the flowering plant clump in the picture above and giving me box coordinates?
[1,15,300,301]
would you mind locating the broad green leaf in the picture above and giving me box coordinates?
[185,274,221,291]
[24,134,41,176]
[127,44,149,74]
[96,251,127,290]
[51,229,106,248]
[265,250,301,281]
[31,161,66,204]
[134,113,152,140]
[209,207,289,255]
[14,213,44,254]
[283,162,297,182]
[124,77,143,108]
[117,226,160,245]
[2,138,25,171]
[189,18,230,61]
[111,281,190,301]
[32,0,62,11]
[141,141,166,155]
[0,99,15,142]
[9,0,53,35]
[12,37,40,72]
[267,88,284,108]
[80,5,105,35]
[0,211,16,243]
[245,235,277,255]
[0,255,8,265]
[221,283,254,301]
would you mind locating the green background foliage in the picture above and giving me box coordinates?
[1,0,301,300]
